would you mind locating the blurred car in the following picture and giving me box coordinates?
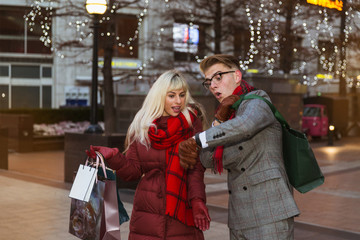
[302,104,329,138]
[303,96,348,139]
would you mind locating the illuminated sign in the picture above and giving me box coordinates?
[316,74,333,79]
[246,69,259,73]
[306,0,343,11]
[173,23,200,53]
[98,58,141,69]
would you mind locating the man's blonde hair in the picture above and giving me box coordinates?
[200,54,240,73]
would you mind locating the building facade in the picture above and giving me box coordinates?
[0,0,358,110]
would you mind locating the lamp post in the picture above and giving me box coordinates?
[85,0,107,134]
[328,125,335,146]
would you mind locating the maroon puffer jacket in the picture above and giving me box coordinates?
[107,116,206,240]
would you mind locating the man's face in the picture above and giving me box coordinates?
[203,63,242,103]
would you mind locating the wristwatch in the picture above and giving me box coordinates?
[194,133,202,147]
[214,117,223,124]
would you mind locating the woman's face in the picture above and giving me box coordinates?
[163,89,186,117]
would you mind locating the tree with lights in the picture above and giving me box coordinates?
[25,0,360,133]
[292,0,360,96]
[26,0,144,134]
[145,0,327,76]
[97,0,144,134]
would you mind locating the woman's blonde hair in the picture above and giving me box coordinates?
[124,69,203,152]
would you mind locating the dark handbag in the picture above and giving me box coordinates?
[232,94,325,193]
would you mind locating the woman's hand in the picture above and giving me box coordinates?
[85,145,119,160]
[191,198,211,231]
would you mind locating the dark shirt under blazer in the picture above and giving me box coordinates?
[200,90,300,230]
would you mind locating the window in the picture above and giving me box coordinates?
[303,106,321,117]
[1,64,52,109]
[42,67,52,78]
[0,5,52,54]
[98,14,138,58]
[42,86,52,108]
[173,22,205,61]
[0,66,9,77]
[173,23,199,53]
[11,65,40,78]
[234,28,251,61]
[0,85,8,109]
[11,86,40,108]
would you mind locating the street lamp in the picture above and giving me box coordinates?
[328,125,335,146]
[85,0,107,134]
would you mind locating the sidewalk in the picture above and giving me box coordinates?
[0,137,360,239]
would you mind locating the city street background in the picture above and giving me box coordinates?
[0,137,360,239]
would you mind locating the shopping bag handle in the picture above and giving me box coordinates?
[84,152,108,181]
[95,152,108,179]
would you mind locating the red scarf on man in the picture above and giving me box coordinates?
[148,112,196,226]
[213,80,256,174]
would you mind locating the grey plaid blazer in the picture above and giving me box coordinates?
[200,90,300,230]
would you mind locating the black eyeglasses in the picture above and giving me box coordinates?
[202,71,235,89]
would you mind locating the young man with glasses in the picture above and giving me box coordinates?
[179,54,300,240]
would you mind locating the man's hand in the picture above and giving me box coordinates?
[191,198,211,231]
[85,145,119,160]
[215,95,240,122]
[178,138,198,170]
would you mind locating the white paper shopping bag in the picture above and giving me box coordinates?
[69,164,98,202]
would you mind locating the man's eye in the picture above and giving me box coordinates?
[214,75,221,81]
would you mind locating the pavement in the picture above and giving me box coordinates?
[1,136,360,240]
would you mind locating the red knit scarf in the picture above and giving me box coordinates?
[213,80,256,174]
[148,112,196,226]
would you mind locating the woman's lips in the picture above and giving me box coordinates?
[172,106,181,113]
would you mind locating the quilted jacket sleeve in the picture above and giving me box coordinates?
[187,117,206,202]
[106,142,143,182]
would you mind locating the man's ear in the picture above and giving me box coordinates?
[234,69,242,84]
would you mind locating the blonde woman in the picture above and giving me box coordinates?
[87,69,210,240]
